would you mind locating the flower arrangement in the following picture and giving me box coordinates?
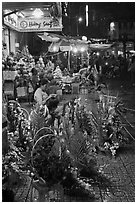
[6,101,32,150]
[2,135,25,185]
[97,93,128,157]
[31,97,112,201]
[3,101,33,201]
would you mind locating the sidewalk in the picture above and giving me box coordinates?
[82,78,135,202]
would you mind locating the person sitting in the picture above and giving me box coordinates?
[87,67,95,85]
[46,95,60,126]
[34,78,49,106]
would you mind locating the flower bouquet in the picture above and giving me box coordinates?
[97,93,129,157]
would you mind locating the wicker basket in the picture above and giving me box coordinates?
[8,100,21,107]
[33,127,54,144]
[30,134,68,202]
[31,134,61,168]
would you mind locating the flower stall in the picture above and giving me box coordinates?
[2,81,131,201]
[27,96,114,201]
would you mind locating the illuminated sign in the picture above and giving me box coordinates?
[18,17,62,32]
[3,3,63,32]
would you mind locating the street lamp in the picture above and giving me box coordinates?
[76,16,82,36]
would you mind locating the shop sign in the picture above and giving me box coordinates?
[18,17,62,32]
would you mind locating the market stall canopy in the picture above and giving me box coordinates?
[38,32,65,42]
[38,32,90,52]
[38,32,90,43]
[48,39,75,52]
[48,40,89,52]
[89,43,115,51]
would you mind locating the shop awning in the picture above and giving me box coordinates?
[38,32,90,43]
[38,32,90,53]
[89,43,114,51]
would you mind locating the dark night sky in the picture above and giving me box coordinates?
[69,2,135,20]
[62,2,135,38]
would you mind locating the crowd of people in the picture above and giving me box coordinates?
[2,47,135,106]
[2,47,135,202]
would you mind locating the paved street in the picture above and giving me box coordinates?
[78,78,135,202]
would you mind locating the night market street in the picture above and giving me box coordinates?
[17,77,135,202]
[2,2,135,202]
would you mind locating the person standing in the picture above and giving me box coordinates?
[31,68,39,92]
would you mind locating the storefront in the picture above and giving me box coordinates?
[2,2,63,56]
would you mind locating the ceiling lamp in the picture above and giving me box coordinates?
[33,8,44,18]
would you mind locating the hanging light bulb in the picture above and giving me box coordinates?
[73,47,78,53]
[80,47,85,52]
[33,8,44,18]
[53,46,58,52]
